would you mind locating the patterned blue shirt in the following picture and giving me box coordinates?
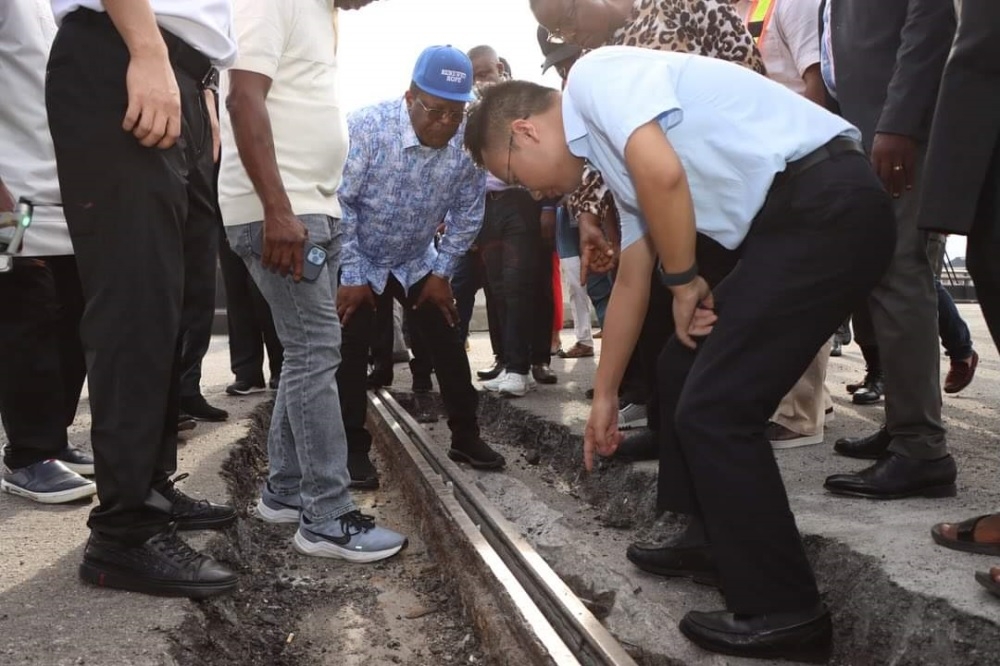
[338,97,486,293]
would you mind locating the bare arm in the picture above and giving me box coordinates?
[103,0,180,149]
[802,64,826,106]
[226,70,306,279]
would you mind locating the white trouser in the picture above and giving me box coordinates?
[559,255,593,347]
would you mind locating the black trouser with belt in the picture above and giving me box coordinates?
[0,256,87,469]
[656,145,896,614]
[46,10,216,542]
[338,273,480,461]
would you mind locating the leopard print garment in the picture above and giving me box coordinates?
[570,0,765,218]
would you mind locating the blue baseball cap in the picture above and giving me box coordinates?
[412,45,476,103]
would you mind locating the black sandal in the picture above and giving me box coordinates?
[975,569,1000,599]
[931,514,1000,556]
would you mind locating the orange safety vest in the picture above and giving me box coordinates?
[745,0,776,46]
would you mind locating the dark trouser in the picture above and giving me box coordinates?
[531,245,555,366]
[656,152,896,614]
[867,150,947,460]
[46,10,215,542]
[967,157,1000,353]
[0,256,87,469]
[407,311,434,379]
[219,223,284,384]
[586,272,612,327]
[636,236,740,431]
[936,279,973,359]
[338,273,480,460]
[480,190,541,374]
[178,190,221,399]
[371,291,395,367]
[453,246,502,356]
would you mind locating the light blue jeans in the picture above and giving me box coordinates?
[226,215,355,533]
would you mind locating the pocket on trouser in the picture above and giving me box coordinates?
[225,223,258,261]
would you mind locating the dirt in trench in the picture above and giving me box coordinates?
[168,402,489,666]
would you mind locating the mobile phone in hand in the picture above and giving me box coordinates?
[251,231,327,282]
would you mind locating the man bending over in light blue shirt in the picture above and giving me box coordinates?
[465,46,896,660]
[335,46,506,483]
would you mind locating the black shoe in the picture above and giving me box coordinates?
[830,339,842,357]
[585,388,594,400]
[448,438,506,470]
[1,459,97,504]
[824,453,957,499]
[476,359,503,381]
[268,375,280,391]
[834,427,891,460]
[835,322,852,346]
[612,429,658,462]
[225,379,266,396]
[367,363,393,389]
[412,374,433,393]
[852,370,884,405]
[626,542,719,587]
[79,527,238,599]
[54,446,95,476]
[177,416,197,432]
[679,603,832,662]
[531,364,558,385]
[179,395,229,422]
[348,455,381,490]
[159,473,237,530]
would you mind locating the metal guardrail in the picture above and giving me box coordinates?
[369,389,637,666]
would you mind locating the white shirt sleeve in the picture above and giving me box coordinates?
[230,0,290,79]
[776,0,822,77]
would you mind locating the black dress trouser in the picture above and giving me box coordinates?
[338,274,480,461]
[46,10,216,542]
[0,256,86,469]
[656,152,896,614]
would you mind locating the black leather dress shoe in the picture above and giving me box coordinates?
[367,363,393,389]
[80,528,238,599]
[626,542,720,587]
[679,603,831,662]
[852,371,884,405]
[834,427,891,459]
[179,395,229,422]
[612,429,658,462]
[824,453,957,499]
[477,359,503,381]
[531,364,558,385]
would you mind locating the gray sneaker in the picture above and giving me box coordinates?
[1,459,97,504]
[618,402,648,430]
[255,486,301,524]
[293,511,407,563]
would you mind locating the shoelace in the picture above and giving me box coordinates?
[153,525,205,567]
[163,473,212,512]
[339,511,376,538]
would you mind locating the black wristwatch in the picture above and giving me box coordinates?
[657,261,698,287]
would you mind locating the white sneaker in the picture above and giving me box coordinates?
[498,372,532,397]
[481,371,507,392]
[618,403,648,430]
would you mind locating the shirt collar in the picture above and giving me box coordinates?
[397,97,422,150]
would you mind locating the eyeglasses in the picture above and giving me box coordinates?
[506,115,529,186]
[546,0,578,42]
[414,97,465,123]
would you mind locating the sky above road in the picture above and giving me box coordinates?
[336,0,968,259]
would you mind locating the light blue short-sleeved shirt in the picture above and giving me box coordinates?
[562,46,861,251]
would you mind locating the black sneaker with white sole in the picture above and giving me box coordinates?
[54,446,95,476]
[179,395,229,422]
[1,459,97,504]
[79,527,238,599]
[158,473,237,530]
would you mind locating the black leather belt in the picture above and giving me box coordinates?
[775,136,865,186]
[66,9,218,91]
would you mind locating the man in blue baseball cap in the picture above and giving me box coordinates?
[334,45,505,487]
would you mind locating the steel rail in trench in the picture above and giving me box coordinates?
[370,388,637,666]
